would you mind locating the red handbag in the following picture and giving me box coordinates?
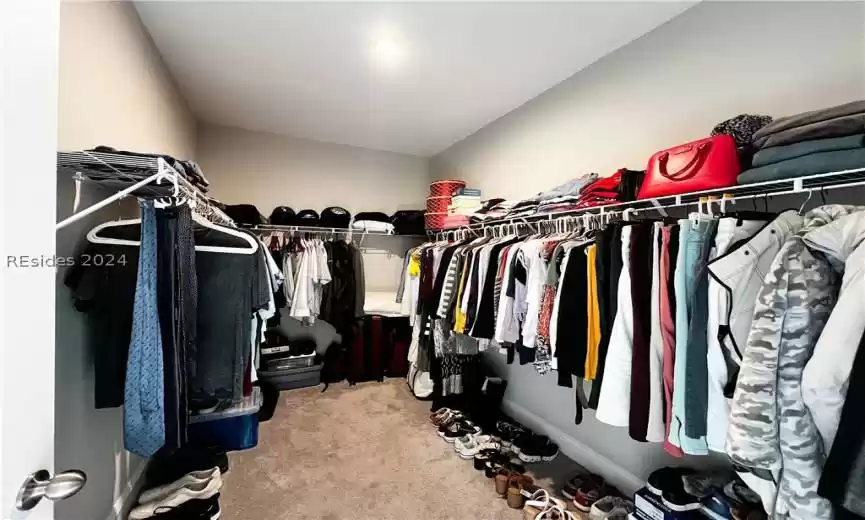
[637,135,740,199]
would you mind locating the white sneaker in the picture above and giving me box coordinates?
[138,468,221,505]
[454,435,500,459]
[129,473,223,519]
[589,496,635,519]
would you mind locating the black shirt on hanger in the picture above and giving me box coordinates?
[65,242,140,409]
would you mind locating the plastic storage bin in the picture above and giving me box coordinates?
[187,388,262,451]
[259,364,322,390]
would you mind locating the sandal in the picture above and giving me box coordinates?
[507,474,535,509]
[429,408,451,425]
[474,449,501,471]
[523,489,569,520]
[495,469,514,497]
[533,505,578,520]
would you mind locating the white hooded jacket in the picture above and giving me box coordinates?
[802,209,865,453]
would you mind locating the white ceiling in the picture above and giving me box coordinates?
[135,2,693,157]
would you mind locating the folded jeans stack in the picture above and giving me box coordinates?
[739,100,865,185]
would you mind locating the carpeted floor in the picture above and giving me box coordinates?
[220,380,541,520]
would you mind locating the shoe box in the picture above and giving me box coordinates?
[633,487,708,520]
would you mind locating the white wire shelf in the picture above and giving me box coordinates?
[57,150,233,229]
[430,167,865,234]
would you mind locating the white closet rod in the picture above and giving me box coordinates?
[430,167,865,241]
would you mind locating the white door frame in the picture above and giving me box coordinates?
[1,0,60,518]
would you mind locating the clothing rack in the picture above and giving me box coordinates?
[431,167,865,240]
[57,151,233,230]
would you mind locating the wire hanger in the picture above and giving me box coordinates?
[88,197,259,254]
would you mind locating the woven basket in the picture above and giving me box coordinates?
[426,196,452,214]
[424,212,448,230]
[429,179,466,197]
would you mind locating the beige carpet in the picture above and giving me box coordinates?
[220,380,561,520]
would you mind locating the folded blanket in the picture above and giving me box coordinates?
[738,147,865,185]
[752,100,865,149]
[752,134,865,167]
[753,100,865,140]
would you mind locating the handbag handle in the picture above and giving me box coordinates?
[658,142,711,181]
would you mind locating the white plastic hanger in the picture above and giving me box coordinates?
[87,198,259,254]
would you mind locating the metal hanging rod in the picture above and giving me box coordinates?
[430,167,865,236]
[57,151,233,230]
[250,224,426,238]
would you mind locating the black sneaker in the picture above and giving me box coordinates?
[646,467,696,496]
[518,438,559,463]
[495,421,527,449]
[512,433,549,457]
[439,420,481,443]
[153,494,220,519]
[510,431,542,456]
[662,486,702,512]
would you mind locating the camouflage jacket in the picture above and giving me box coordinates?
[727,205,863,520]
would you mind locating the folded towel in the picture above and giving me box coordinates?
[738,147,865,185]
[752,134,865,167]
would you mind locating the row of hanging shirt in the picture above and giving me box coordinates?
[403,202,865,520]
[261,231,366,334]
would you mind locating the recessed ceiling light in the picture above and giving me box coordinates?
[372,38,405,66]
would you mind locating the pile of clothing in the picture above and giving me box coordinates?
[61,146,212,193]
[739,99,865,184]
[571,168,644,208]
[470,170,644,224]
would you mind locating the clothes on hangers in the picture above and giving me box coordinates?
[414,203,865,520]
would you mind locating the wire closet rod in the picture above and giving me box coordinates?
[430,167,865,238]
[250,224,426,238]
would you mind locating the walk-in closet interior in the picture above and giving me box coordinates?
[26,1,865,519]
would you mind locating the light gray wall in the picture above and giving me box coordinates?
[433,1,865,491]
[56,3,197,519]
[196,123,431,291]
[431,2,865,197]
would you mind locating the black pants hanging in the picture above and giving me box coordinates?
[156,207,182,452]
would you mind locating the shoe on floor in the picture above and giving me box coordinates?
[511,432,545,456]
[661,485,702,512]
[474,448,502,471]
[129,475,223,519]
[588,496,634,519]
[645,467,696,496]
[506,473,534,509]
[683,472,733,499]
[495,420,528,450]
[561,469,592,500]
[703,490,734,520]
[523,488,568,520]
[138,468,221,505]
[439,419,481,442]
[534,505,579,519]
[573,475,610,512]
[518,438,559,463]
[455,434,500,459]
[151,494,221,519]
